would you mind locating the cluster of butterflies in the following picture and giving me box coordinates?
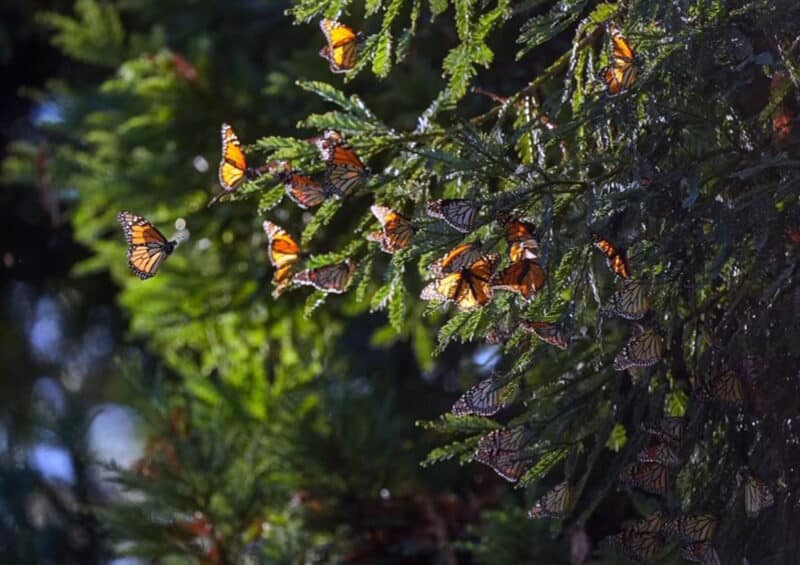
[116,20,639,278]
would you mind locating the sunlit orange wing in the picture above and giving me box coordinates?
[367,205,416,254]
[319,19,360,73]
[429,241,484,276]
[593,233,632,279]
[117,211,175,280]
[600,23,638,96]
[280,169,327,209]
[491,259,546,300]
[263,221,302,297]
[421,255,498,310]
[219,123,248,191]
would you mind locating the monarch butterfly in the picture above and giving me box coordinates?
[618,462,671,495]
[604,279,649,320]
[211,123,266,206]
[605,531,664,563]
[117,211,177,279]
[263,221,302,298]
[641,417,685,446]
[474,449,534,482]
[312,130,370,197]
[665,514,718,543]
[293,259,356,294]
[420,254,498,311]
[593,233,632,279]
[451,374,513,417]
[319,19,362,73]
[698,370,745,404]
[600,23,639,96]
[497,214,540,261]
[680,542,721,565]
[614,328,664,371]
[744,474,774,518]
[475,426,535,482]
[637,443,681,467]
[521,320,569,350]
[623,511,668,534]
[276,166,328,210]
[366,205,416,254]
[426,199,481,233]
[528,482,575,519]
[429,241,485,276]
[491,259,546,301]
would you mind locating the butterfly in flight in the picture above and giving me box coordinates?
[211,123,267,206]
[117,211,178,279]
[451,374,514,417]
[593,233,632,279]
[521,320,569,349]
[614,327,663,370]
[600,23,639,96]
[426,199,481,233]
[319,19,362,73]
[269,161,328,210]
[367,205,416,254]
[263,221,303,298]
[293,259,356,294]
[311,130,370,197]
[421,254,498,311]
[528,482,575,519]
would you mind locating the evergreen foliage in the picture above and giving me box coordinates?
[4,0,800,562]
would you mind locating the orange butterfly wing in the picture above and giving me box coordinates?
[593,234,632,279]
[219,123,248,191]
[367,205,416,253]
[117,211,175,280]
[601,24,638,96]
[293,259,355,294]
[263,221,302,297]
[429,241,483,275]
[492,259,546,300]
[281,170,327,209]
[319,19,360,72]
[421,255,497,310]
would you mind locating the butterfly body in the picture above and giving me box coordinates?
[117,211,177,279]
[319,19,362,73]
